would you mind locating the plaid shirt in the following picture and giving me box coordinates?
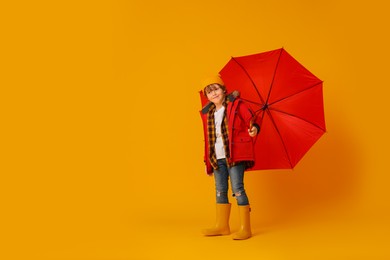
[207,100,254,170]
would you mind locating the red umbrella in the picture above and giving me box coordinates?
[201,48,326,170]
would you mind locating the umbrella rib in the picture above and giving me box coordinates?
[239,98,263,107]
[265,109,294,168]
[269,107,326,132]
[231,57,266,105]
[265,49,284,106]
[268,81,323,107]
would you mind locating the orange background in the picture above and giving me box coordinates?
[1,0,390,259]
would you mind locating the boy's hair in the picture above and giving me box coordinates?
[203,83,227,96]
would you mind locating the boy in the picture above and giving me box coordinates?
[200,75,259,240]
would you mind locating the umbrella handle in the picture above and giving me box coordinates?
[249,110,261,129]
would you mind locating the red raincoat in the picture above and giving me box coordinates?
[200,92,258,175]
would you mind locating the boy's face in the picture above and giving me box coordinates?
[205,85,225,106]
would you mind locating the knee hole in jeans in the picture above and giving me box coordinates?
[232,191,242,197]
[217,190,227,197]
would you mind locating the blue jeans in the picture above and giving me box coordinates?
[213,159,249,206]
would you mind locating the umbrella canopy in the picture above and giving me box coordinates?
[202,48,326,170]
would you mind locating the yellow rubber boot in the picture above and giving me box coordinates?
[232,205,252,240]
[202,203,231,236]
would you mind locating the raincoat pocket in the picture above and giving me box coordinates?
[231,136,253,159]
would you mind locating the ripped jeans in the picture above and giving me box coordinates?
[213,159,249,206]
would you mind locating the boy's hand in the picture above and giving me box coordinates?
[248,126,258,137]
